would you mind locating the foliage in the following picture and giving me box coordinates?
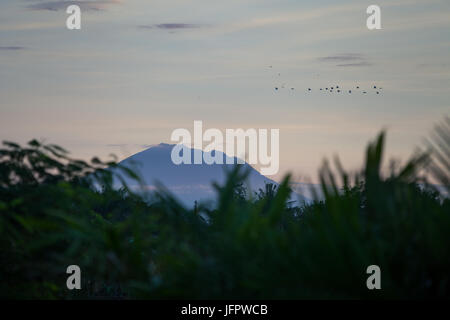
[0,119,449,299]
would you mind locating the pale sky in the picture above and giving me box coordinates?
[1,0,449,182]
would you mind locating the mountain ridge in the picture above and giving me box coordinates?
[116,143,308,206]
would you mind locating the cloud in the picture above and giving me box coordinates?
[138,23,205,30]
[318,53,364,62]
[336,62,372,67]
[26,0,121,12]
[106,143,128,147]
[0,46,26,51]
[318,53,371,67]
[106,143,158,149]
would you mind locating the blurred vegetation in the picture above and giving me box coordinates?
[0,118,449,299]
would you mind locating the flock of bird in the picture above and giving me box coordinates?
[268,66,383,95]
[274,85,383,94]
[304,85,382,95]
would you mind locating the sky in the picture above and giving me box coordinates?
[0,0,449,182]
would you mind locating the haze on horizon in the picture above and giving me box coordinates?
[0,0,449,182]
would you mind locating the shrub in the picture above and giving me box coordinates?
[0,119,448,299]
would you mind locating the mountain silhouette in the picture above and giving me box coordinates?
[115,143,308,206]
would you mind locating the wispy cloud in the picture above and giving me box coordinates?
[318,53,364,62]
[138,23,205,30]
[0,46,26,51]
[26,0,121,12]
[106,143,128,147]
[106,143,157,149]
[318,53,371,67]
[336,62,372,67]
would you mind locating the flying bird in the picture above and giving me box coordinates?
[296,84,384,95]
